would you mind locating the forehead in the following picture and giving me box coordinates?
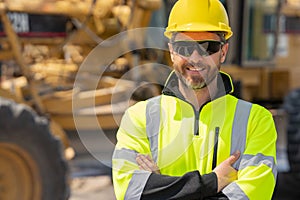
[174,32,220,41]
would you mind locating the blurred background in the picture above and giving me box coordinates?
[0,0,300,199]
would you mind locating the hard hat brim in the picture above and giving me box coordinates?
[164,23,233,40]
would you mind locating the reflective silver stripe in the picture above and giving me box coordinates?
[113,148,138,164]
[240,153,277,178]
[146,96,161,163]
[231,100,252,169]
[125,170,151,200]
[223,182,249,200]
[123,96,161,199]
[113,149,150,199]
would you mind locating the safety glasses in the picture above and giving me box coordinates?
[171,40,224,57]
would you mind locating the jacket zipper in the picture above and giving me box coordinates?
[194,113,199,135]
[194,103,208,136]
[212,127,220,170]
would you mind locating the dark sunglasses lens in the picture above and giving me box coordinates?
[201,41,222,55]
[172,42,195,57]
[172,41,222,57]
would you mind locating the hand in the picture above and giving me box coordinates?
[136,154,161,174]
[213,151,240,192]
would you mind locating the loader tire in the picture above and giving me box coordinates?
[283,88,300,172]
[0,97,69,200]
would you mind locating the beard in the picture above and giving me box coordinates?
[174,62,221,91]
[176,72,207,90]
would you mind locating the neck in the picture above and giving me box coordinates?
[179,77,218,110]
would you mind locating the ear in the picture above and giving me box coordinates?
[220,43,229,63]
[168,43,175,62]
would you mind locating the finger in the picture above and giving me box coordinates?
[146,156,157,166]
[137,154,153,165]
[136,155,143,166]
[136,154,160,173]
[227,151,240,165]
[136,156,153,171]
[136,155,155,170]
[142,155,161,174]
[136,155,143,165]
[145,154,152,160]
[136,155,148,166]
[139,163,152,172]
[140,155,156,168]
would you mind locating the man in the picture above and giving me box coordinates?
[112,0,277,199]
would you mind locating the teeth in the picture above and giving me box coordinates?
[188,67,205,71]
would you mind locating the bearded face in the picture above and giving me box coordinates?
[169,32,228,91]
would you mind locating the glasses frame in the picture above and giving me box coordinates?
[170,40,225,57]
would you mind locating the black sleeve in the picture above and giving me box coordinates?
[204,193,229,200]
[141,170,218,200]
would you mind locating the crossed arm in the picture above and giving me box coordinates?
[136,151,240,193]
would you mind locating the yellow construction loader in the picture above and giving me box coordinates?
[0,0,162,199]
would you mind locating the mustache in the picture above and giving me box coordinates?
[182,62,209,68]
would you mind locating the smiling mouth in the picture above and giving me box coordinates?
[186,66,206,72]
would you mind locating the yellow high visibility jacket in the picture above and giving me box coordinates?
[113,71,277,200]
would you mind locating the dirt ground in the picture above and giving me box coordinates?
[70,176,116,200]
[67,129,117,200]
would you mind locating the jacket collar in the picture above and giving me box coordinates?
[162,70,234,101]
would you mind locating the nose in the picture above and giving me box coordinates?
[187,49,205,63]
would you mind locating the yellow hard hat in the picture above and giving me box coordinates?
[165,0,233,40]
